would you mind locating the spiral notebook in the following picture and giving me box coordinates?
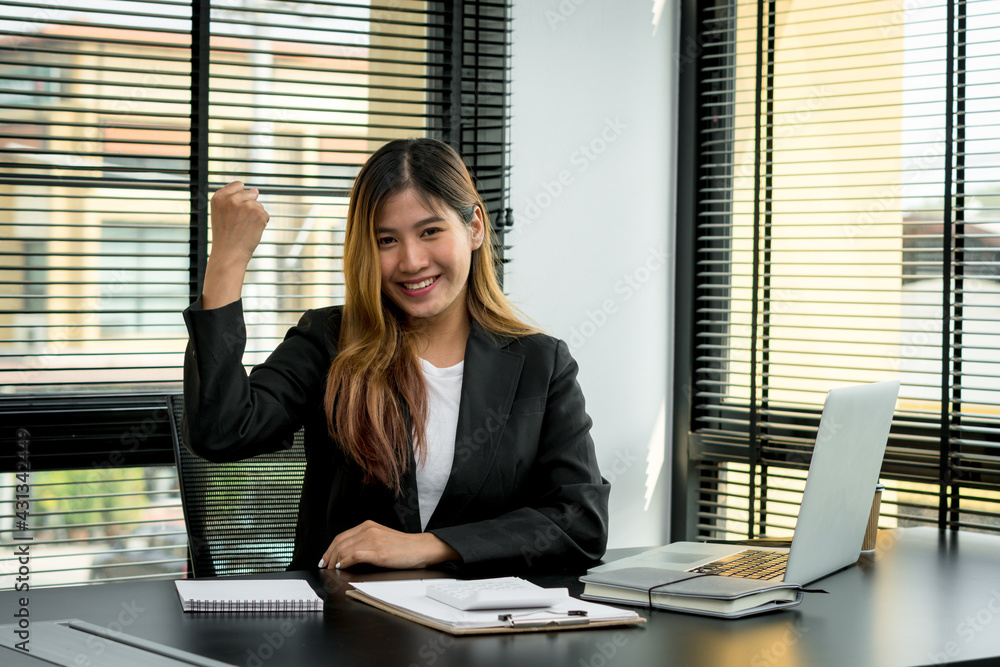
[174,579,324,612]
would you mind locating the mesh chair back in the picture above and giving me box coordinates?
[169,395,307,578]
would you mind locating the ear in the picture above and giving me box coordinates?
[469,205,485,251]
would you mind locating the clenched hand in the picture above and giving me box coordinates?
[202,181,270,309]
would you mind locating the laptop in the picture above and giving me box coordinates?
[590,379,900,586]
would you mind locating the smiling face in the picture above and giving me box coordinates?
[377,188,484,332]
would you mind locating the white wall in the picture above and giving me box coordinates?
[506,0,678,548]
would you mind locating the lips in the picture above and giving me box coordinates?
[397,275,439,297]
[401,276,437,291]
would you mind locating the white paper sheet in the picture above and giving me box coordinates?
[349,578,640,630]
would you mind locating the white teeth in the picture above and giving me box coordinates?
[402,277,435,291]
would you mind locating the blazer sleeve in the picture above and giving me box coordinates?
[181,298,332,462]
[430,339,611,570]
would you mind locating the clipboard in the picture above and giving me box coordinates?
[497,609,590,628]
[346,579,645,635]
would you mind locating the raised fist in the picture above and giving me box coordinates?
[208,181,270,267]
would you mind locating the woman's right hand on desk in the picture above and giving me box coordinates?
[202,181,270,309]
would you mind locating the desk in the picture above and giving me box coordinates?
[3,527,1000,667]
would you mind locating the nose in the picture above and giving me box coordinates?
[398,238,428,273]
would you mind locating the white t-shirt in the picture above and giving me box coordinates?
[415,357,463,531]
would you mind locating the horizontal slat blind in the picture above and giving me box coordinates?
[207,2,435,365]
[454,1,512,238]
[0,395,176,471]
[689,0,1000,538]
[0,0,452,389]
[0,465,186,587]
[1,0,193,391]
[1,0,513,585]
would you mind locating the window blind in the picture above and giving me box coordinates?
[0,0,512,584]
[1,0,193,392]
[677,0,1000,540]
[1,0,511,392]
[0,465,186,588]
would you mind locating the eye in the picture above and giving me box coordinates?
[377,236,396,246]
[421,227,441,238]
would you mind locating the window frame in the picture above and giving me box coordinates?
[0,0,513,474]
[1,0,512,588]
[673,0,1000,541]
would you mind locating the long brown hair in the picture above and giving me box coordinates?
[325,138,536,493]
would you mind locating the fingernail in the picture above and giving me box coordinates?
[335,562,341,570]
[318,558,325,568]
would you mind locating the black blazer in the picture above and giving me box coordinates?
[182,300,610,572]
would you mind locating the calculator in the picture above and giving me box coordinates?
[425,577,569,611]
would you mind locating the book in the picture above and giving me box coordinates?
[174,579,324,612]
[579,567,803,619]
[347,577,645,635]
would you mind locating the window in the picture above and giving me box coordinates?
[0,0,512,585]
[98,224,188,336]
[0,64,59,106]
[675,0,1000,540]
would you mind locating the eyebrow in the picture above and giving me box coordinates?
[377,215,443,234]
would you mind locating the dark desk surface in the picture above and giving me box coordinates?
[4,527,1000,667]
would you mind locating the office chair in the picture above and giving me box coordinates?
[169,395,307,578]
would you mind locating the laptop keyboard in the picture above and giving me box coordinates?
[689,549,788,580]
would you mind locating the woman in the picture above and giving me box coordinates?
[182,138,609,573]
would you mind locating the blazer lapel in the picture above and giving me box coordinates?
[392,410,423,533]
[426,323,522,528]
